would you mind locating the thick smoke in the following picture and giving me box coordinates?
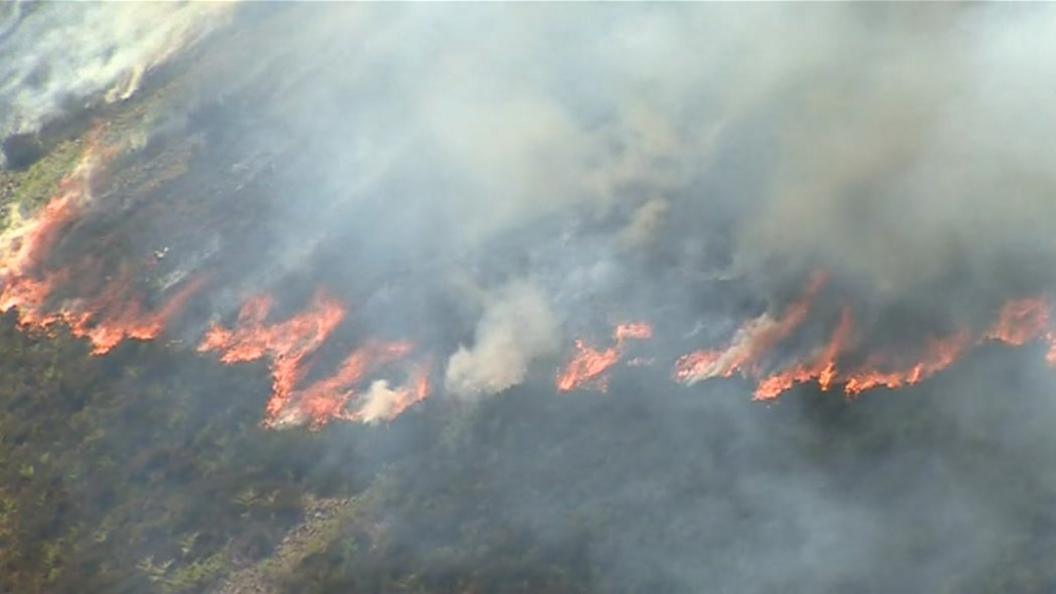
[734,4,1056,315]
[8,3,1056,593]
[155,2,1056,362]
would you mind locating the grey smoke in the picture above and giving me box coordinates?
[10,3,1056,593]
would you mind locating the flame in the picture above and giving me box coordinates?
[842,331,972,395]
[556,340,620,393]
[199,292,430,428]
[557,321,653,393]
[984,297,1056,368]
[753,306,854,401]
[675,271,826,385]
[348,362,432,425]
[68,273,207,355]
[987,298,1051,347]
[0,129,202,354]
[615,322,653,344]
[197,291,346,423]
[274,340,417,429]
[12,135,1056,425]
[0,143,105,318]
[2,192,82,278]
[675,280,1056,400]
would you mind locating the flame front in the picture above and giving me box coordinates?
[197,291,346,426]
[986,297,1056,368]
[840,331,973,395]
[675,272,827,385]
[278,341,418,429]
[753,306,854,401]
[677,284,1056,400]
[987,298,1052,347]
[198,293,430,428]
[0,130,203,355]
[0,130,432,430]
[347,362,432,425]
[557,322,653,393]
[7,139,1056,428]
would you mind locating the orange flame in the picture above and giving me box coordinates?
[986,298,1056,367]
[275,340,417,429]
[347,362,432,425]
[557,321,653,393]
[0,145,103,321]
[753,305,854,401]
[199,292,430,428]
[675,280,1056,400]
[67,273,207,355]
[556,340,620,393]
[675,271,826,385]
[842,331,972,395]
[197,291,346,424]
[987,298,1051,347]
[15,136,1056,425]
[0,130,202,354]
[615,322,653,344]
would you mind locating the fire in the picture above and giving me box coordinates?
[753,306,854,401]
[615,322,653,343]
[275,340,417,429]
[348,362,432,425]
[556,340,620,393]
[0,128,203,355]
[67,273,207,355]
[2,192,82,277]
[675,272,826,385]
[987,298,1051,347]
[676,280,1056,400]
[841,331,972,395]
[11,132,1056,426]
[0,125,430,430]
[0,147,103,321]
[672,349,723,383]
[197,291,346,423]
[556,321,653,393]
[199,293,430,428]
[985,297,1056,368]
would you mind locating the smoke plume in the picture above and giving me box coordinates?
[445,281,560,401]
[0,2,228,148]
[6,3,1056,593]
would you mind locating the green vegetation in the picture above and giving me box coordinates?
[0,320,281,593]
[2,310,1056,594]
[0,138,82,215]
[3,40,1056,594]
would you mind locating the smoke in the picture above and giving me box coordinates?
[0,2,229,144]
[620,197,670,249]
[735,4,1056,312]
[9,3,1056,592]
[445,281,560,400]
[356,380,405,424]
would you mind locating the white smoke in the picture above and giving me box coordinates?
[0,2,230,140]
[356,380,406,425]
[445,281,561,400]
